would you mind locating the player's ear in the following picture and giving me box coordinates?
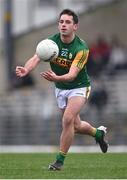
[74,23,78,31]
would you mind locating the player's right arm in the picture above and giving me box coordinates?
[16,54,40,77]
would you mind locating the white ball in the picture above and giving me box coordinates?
[36,39,59,62]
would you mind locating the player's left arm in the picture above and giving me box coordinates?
[41,49,89,82]
[41,65,80,82]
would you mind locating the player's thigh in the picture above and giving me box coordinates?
[64,96,87,118]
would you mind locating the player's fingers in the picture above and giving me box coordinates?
[16,66,23,70]
[46,71,52,76]
[43,72,52,78]
[48,69,53,73]
[41,75,52,81]
[40,72,48,78]
[40,72,52,81]
[16,69,20,73]
[40,72,48,76]
[16,73,21,77]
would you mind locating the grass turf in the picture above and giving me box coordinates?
[0,153,127,179]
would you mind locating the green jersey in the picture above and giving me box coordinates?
[49,33,90,89]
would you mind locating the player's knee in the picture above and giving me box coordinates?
[74,121,81,132]
[62,113,75,127]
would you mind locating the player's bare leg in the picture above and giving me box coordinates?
[49,96,85,170]
[49,97,108,170]
[60,96,86,153]
[74,115,96,135]
[74,115,108,153]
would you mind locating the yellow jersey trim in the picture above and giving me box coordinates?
[72,50,89,69]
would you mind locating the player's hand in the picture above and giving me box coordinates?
[40,70,58,82]
[15,66,29,77]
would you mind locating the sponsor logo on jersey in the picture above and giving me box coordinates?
[52,57,72,68]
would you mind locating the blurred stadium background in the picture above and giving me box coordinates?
[0,0,127,152]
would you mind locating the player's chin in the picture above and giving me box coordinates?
[60,31,68,36]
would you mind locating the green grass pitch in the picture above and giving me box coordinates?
[0,153,127,179]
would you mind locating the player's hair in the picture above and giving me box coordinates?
[59,9,79,24]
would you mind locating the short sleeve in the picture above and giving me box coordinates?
[72,49,89,69]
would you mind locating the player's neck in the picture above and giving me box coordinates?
[61,33,75,44]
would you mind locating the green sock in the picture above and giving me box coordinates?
[56,151,66,164]
[95,129,102,140]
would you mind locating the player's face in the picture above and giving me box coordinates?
[58,14,78,36]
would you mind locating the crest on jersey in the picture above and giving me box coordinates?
[69,53,72,59]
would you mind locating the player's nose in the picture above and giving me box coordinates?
[61,21,66,26]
